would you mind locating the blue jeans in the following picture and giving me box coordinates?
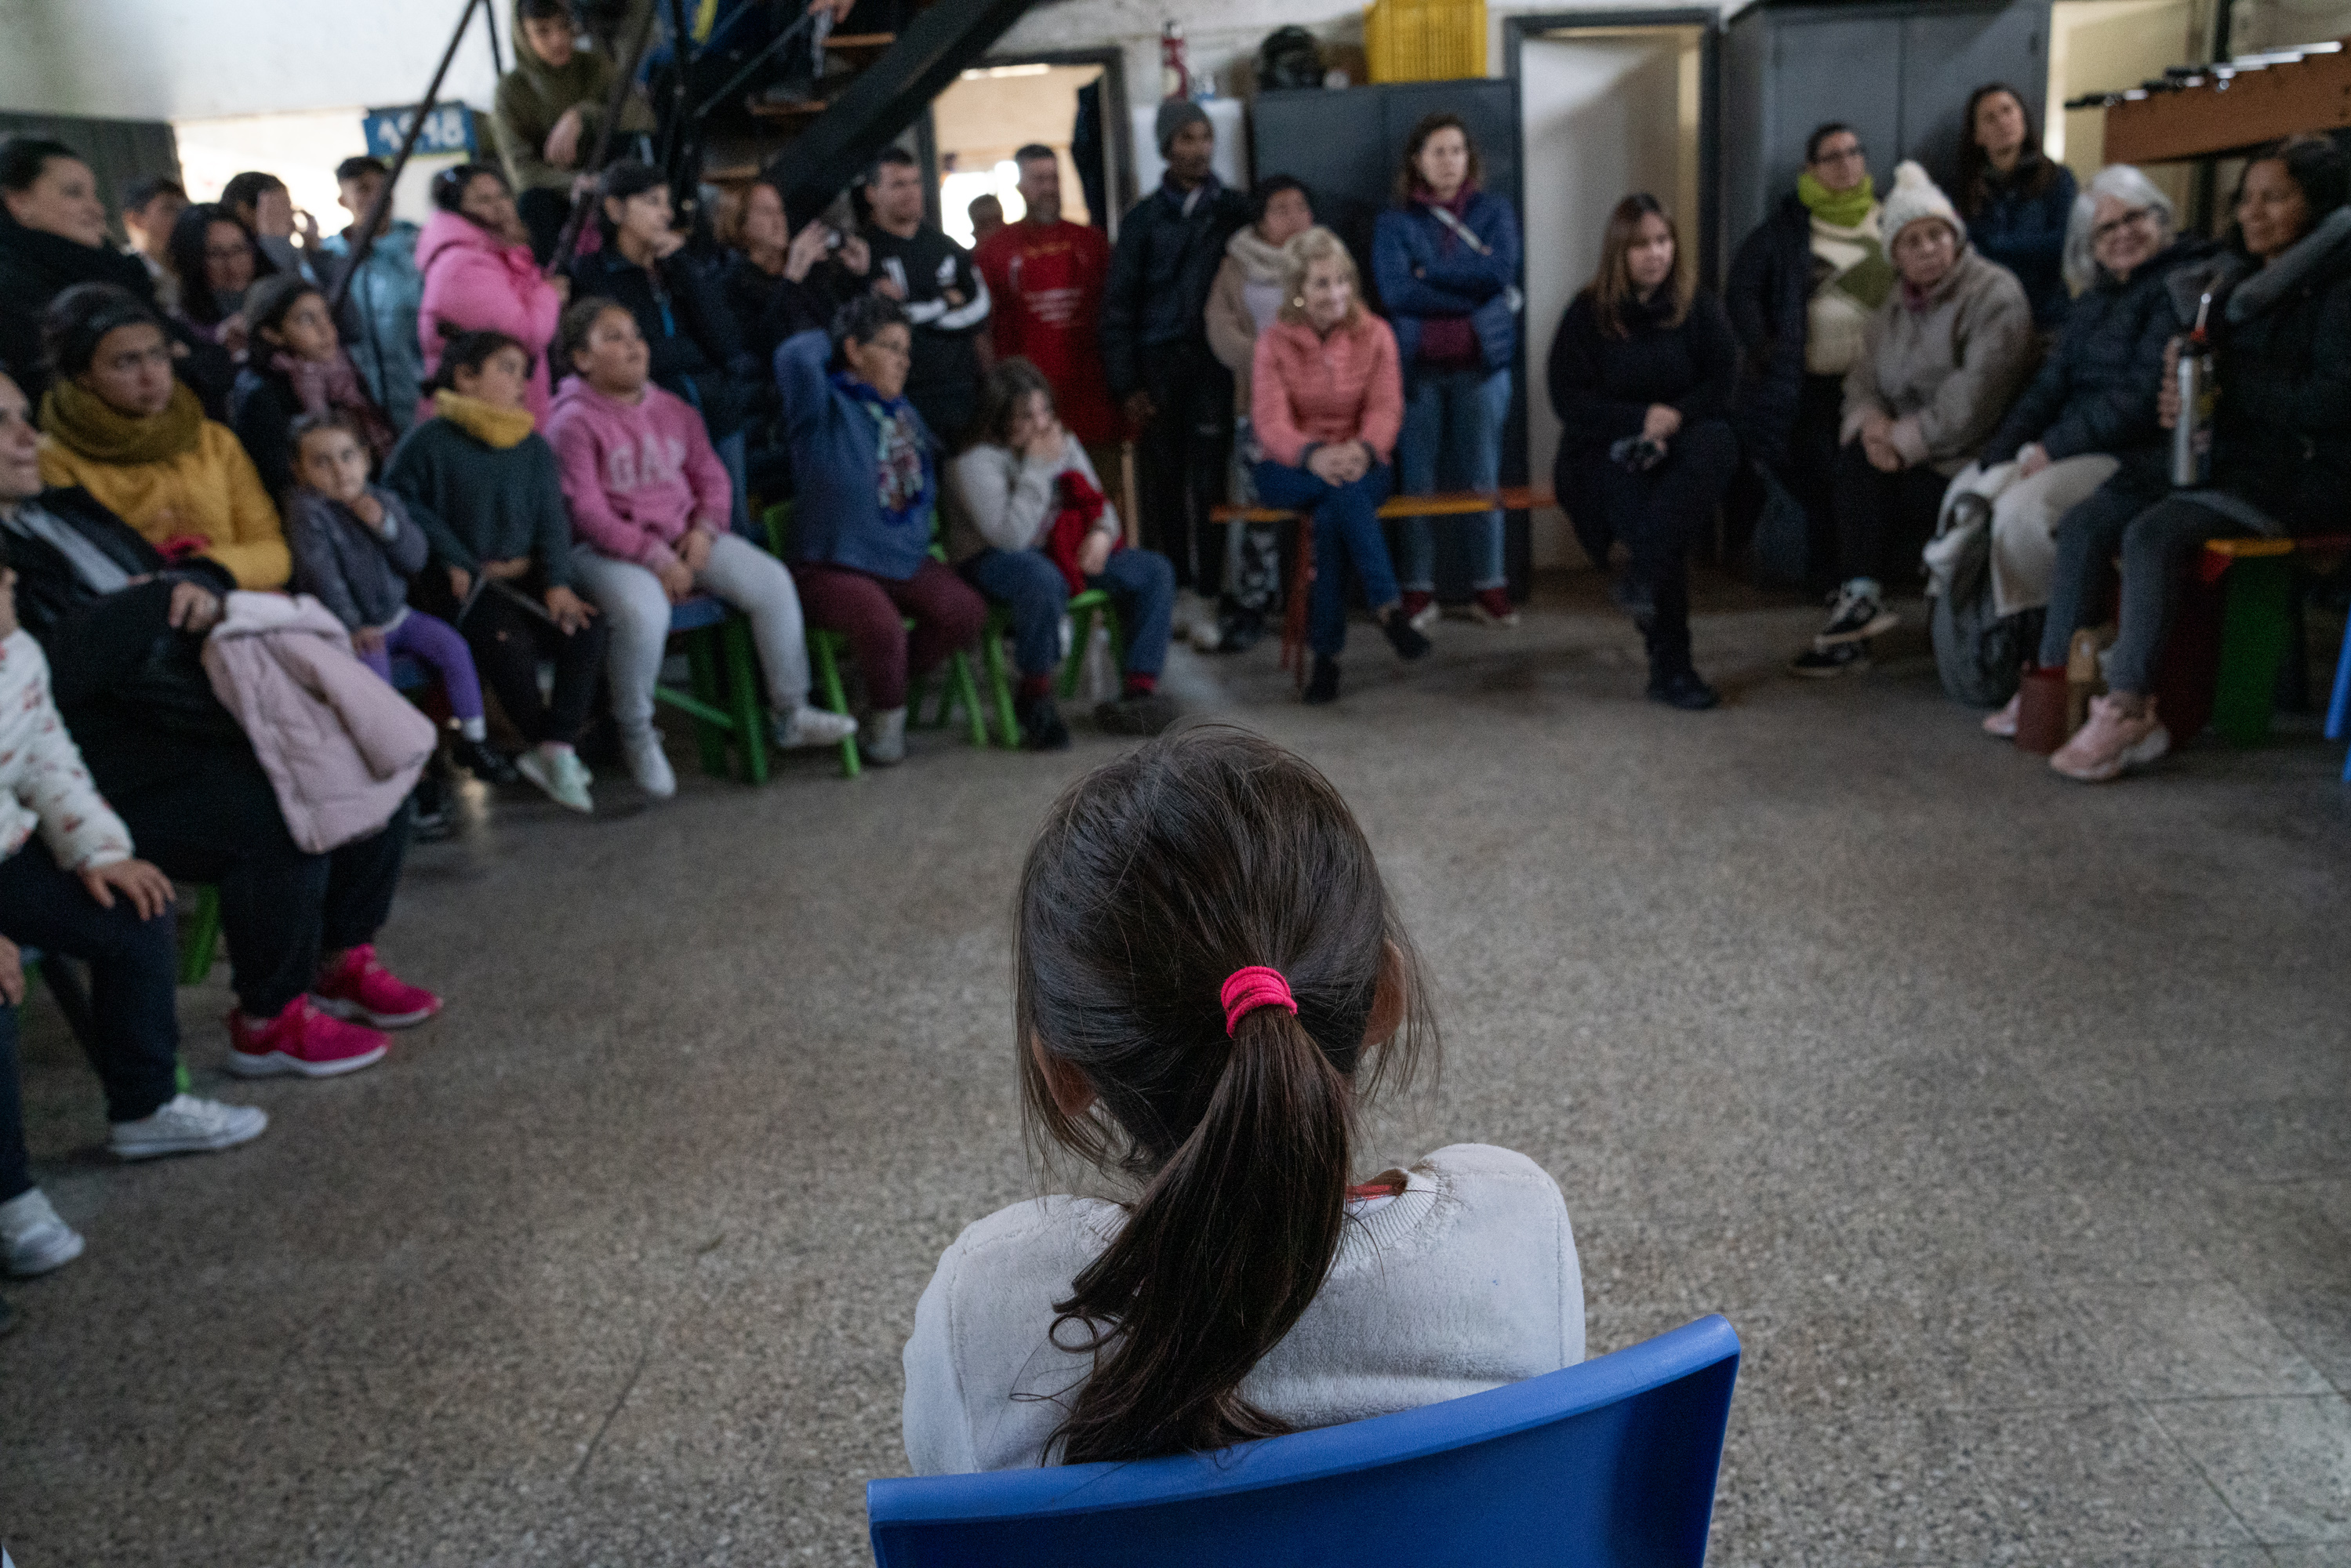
[961,546,1177,681]
[1397,366,1511,593]
[1252,459,1397,658]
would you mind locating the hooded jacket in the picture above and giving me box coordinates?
[773,328,936,583]
[545,375,732,569]
[415,209,565,420]
[1842,247,2037,474]
[1372,188,1523,381]
[1982,237,2200,478]
[2167,205,2351,535]
[490,3,656,195]
[564,241,748,440]
[318,221,427,434]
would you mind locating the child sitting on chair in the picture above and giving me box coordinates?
[0,540,268,1289]
[947,358,1178,750]
[548,298,856,800]
[285,413,512,788]
[901,724,1582,1473]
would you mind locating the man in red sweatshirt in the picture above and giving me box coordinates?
[973,147,1120,488]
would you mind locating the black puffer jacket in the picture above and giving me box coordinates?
[565,244,750,440]
[1099,174,1250,399]
[1722,193,1813,466]
[1982,237,2202,480]
[0,212,234,415]
[2171,205,2351,534]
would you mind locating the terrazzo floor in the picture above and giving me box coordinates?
[3,570,2346,1566]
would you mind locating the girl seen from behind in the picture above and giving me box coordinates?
[903,724,1582,1473]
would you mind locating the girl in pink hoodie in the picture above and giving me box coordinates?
[416,165,565,421]
[547,299,856,799]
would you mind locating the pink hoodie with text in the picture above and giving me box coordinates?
[546,376,733,570]
[415,209,565,420]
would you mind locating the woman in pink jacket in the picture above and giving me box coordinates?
[1250,227,1420,705]
[547,299,856,800]
[416,164,565,421]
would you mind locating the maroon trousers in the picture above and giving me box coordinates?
[792,559,987,710]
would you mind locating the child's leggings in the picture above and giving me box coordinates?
[568,532,815,735]
[358,609,485,720]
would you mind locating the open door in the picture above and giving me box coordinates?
[1517,22,1707,568]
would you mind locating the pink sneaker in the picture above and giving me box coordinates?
[311,944,441,1029]
[227,998,388,1079]
[1983,691,2022,738]
[2050,693,2171,782]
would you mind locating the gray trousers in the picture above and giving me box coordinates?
[569,532,812,734]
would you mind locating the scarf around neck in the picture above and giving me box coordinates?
[1226,224,1290,284]
[274,350,397,463]
[39,377,204,466]
[432,388,536,449]
[1799,171,1877,230]
[831,372,932,527]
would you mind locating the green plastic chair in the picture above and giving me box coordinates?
[762,503,990,777]
[654,596,769,785]
[978,589,1128,748]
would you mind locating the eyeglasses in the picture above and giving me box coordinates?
[1810,143,1867,166]
[2091,206,2156,242]
[203,244,251,263]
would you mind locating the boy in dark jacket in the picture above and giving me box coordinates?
[861,147,992,447]
[1099,102,1250,600]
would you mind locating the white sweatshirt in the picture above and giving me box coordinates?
[0,630,132,872]
[902,1143,1583,1475]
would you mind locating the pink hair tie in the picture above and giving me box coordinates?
[1220,966,1297,1036]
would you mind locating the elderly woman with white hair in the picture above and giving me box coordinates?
[1937,164,2198,712]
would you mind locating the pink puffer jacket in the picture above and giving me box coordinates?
[416,210,564,420]
[201,593,437,855]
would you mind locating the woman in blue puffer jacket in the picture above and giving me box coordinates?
[1372,113,1523,629]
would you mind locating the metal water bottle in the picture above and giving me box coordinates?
[2171,292,2217,487]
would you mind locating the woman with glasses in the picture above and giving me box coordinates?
[1725,123,1891,573]
[1948,165,2195,717]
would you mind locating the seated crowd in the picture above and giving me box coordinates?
[0,23,2338,1414]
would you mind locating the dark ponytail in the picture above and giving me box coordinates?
[1015,724,1436,1465]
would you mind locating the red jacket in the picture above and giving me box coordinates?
[1249,312,1405,468]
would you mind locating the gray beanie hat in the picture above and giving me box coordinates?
[1880,159,1967,248]
[1156,99,1211,155]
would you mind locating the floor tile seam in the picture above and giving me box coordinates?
[2135,1391,2301,1550]
[2047,1280,2340,1405]
[2133,1390,2349,1407]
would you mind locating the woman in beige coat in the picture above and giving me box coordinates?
[1791,160,2036,677]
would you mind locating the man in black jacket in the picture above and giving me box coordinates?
[1099,101,1249,602]
[863,147,990,447]
[1724,123,1886,581]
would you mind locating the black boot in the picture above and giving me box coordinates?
[1303,655,1340,705]
[1380,606,1432,661]
[1015,691,1072,751]
[1647,666,1720,711]
[453,734,520,786]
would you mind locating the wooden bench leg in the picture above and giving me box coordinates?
[2214,555,2294,746]
[1283,516,1314,691]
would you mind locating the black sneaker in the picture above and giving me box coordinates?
[1380,607,1432,662]
[409,772,454,840]
[1096,692,1176,736]
[1303,655,1340,705]
[1817,580,1899,645]
[453,735,520,786]
[1016,693,1072,751]
[1647,668,1720,710]
[1789,640,1871,678]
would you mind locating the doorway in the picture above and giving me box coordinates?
[927,54,1125,248]
[1512,18,1710,568]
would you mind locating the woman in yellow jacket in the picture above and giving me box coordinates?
[35,283,287,589]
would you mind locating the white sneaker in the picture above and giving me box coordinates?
[774,704,859,750]
[516,744,595,813]
[0,1188,85,1277]
[621,726,677,798]
[109,1093,270,1162]
[861,706,907,765]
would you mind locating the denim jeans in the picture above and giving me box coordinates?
[2038,485,2251,693]
[962,546,1177,680]
[1397,366,1511,593]
[1252,459,1397,658]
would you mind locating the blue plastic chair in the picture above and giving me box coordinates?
[2327,615,2351,782]
[866,1314,1740,1567]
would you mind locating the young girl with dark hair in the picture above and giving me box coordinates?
[230,274,398,501]
[416,163,565,420]
[903,724,1582,1472]
[1548,194,1740,711]
[383,328,609,812]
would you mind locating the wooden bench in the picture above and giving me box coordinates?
[2200,534,2350,746]
[1208,488,1554,684]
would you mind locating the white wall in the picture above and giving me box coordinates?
[0,0,503,122]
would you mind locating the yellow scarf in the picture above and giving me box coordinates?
[38,378,204,466]
[432,389,535,449]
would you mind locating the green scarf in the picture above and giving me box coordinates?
[1798,171,1877,230]
[38,378,203,466]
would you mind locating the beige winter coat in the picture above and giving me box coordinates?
[1841,248,2037,475]
[201,592,437,855]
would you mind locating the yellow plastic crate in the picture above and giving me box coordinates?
[1364,0,1488,83]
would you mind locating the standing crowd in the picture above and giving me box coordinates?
[0,11,2341,1338]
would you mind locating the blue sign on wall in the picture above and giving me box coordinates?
[362,103,478,160]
